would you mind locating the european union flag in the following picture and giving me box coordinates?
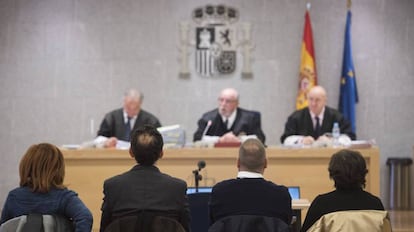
[339,10,359,134]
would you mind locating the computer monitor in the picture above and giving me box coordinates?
[288,186,300,199]
[186,187,213,194]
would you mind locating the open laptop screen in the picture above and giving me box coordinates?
[186,187,213,194]
[288,186,300,199]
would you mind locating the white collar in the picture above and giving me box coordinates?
[309,107,325,120]
[123,110,137,123]
[221,109,237,129]
[237,171,264,178]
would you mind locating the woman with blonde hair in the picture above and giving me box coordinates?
[0,143,93,231]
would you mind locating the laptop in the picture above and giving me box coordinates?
[288,186,301,199]
[186,187,213,194]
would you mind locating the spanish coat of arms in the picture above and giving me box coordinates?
[179,5,253,78]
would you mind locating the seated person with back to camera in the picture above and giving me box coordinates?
[100,125,190,232]
[280,85,356,146]
[0,143,93,231]
[193,88,266,145]
[300,149,386,232]
[95,88,161,148]
[209,138,292,230]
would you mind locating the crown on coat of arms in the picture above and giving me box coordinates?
[192,5,239,25]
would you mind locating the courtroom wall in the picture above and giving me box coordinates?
[0,0,413,209]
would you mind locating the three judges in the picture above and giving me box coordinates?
[94,86,355,148]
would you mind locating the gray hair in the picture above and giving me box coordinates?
[124,89,143,101]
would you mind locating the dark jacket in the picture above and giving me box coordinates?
[300,188,385,232]
[209,178,292,225]
[100,165,190,232]
[97,108,161,141]
[193,108,266,143]
[280,106,356,143]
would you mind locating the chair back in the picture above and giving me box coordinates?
[188,192,211,232]
[104,212,185,232]
[306,210,392,232]
[208,215,290,232]
[152,216,186,232]
[0,214,74,232]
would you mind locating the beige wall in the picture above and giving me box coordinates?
[0,0,414,211]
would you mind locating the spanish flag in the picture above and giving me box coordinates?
[296,8,317,110]
[339,10,358,133]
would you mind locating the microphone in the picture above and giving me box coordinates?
[197,160,206,171]
[201,120,212,139]
[193,160,206,192]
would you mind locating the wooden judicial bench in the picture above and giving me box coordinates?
[62,146,380,231]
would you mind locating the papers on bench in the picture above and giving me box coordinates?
[157,124,186,148]
[292,199,311,209]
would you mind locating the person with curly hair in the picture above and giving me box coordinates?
[301,149,384,232]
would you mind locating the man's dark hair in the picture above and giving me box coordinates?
[130,125,164,166]
[328,149,368,190]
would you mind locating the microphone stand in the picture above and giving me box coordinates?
[192,168,202,193]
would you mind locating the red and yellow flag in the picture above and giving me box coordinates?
[296,10,317,110]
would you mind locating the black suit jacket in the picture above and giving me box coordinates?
[193,108,266,143]
[100,165,190,232]
[300,188,384,232]
[280,106,356,143]
[209,178,292,225]
[97,108,161,141]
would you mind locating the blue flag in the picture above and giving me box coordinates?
[339,10,359,134]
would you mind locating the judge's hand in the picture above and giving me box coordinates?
[219,132,241,143]
[302,136,315,145]
[104,137,118,148]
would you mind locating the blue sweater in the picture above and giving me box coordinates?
[1,186,93,232]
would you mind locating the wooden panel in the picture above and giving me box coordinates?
[62,146,380,231]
